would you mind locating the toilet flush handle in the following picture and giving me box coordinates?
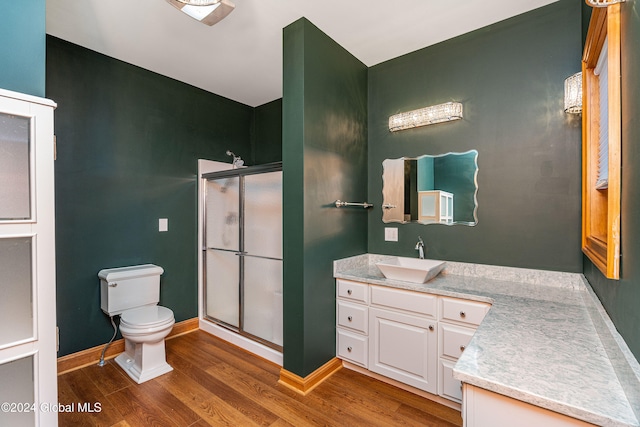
[109,282,118,287]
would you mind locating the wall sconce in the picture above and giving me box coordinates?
[564,72,582,114]
[389,102,463,132]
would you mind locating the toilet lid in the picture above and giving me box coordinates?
[120,306,174,327]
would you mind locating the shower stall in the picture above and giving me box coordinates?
[201,162,283,354]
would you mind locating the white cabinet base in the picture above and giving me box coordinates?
[463,385,596,427]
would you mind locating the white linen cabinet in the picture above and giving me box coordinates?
[0,89,57,426]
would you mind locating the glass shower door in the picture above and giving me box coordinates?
[243,171,283,346]
[205,177,240,328]
[203,164,282,349]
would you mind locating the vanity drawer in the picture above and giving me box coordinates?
[337,279,369,304]
[439,323,474,360]
[337,301,368,334]
[439,358,463,403]
[337,329,368,367]
[440,297,489,326]
[370,285,437,318]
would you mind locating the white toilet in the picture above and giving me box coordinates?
[98,264,175,384]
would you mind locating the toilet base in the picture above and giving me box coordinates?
[115,340,173,384]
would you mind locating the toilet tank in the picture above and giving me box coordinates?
[99,264,164,316]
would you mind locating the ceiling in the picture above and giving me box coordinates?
[46,0,559,107]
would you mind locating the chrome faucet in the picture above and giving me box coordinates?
[415,236,425,259]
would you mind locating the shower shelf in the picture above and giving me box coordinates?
[334,200,373,209]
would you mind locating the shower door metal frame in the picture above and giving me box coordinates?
[202,161,282,351]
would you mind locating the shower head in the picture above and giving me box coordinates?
[226,150,244,168]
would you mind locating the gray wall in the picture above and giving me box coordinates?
[367,0,583,272]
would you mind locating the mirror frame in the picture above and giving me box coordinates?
[381,150,478,226]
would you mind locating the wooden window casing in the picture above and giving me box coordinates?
[582,5,621,279]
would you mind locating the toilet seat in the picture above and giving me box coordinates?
[120,306,174,330]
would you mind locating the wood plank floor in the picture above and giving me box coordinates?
[58,330,462,426]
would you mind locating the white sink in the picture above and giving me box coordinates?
[376,257,446,284]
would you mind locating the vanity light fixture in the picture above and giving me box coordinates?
[166,0,235,26]
[389,102,463,132]
[564,72,582,114]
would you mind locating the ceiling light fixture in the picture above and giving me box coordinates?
[175,0,220,5]
[585,0,626,7]
[166,0,235,26]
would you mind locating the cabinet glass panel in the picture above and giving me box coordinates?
[0,113,31,220]
[0,237,33,346]
[421,194,436,217]
[243,256,282,346]
[0,355,35,426]
[205,177,239,251]
[205,250,239,328]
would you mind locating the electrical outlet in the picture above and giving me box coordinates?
[159,218,168,232]
[385,227,398,242]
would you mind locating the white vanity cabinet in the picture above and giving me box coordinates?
[438,297,489,403]
[463,385,596,427]
[335,279,490,404]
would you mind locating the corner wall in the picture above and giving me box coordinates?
[282,18,368,376]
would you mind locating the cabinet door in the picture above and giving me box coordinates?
[369,307,437,394]
[0,90,57,426]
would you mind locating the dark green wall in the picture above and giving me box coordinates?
[282,18,368,376]
[0,0,46,96]
[433,152,477,223]
[367,0,583,272]
[46,36,255,356]
[585,0,640,360]
[251,98,283,163]
[417,156,435,191]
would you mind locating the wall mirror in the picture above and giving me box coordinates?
[382,150,478,225]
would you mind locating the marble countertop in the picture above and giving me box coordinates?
[334,254,640,427]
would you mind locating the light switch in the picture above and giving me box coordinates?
[385,227,398,242]
[159,218,168,232]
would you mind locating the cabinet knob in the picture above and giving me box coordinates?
[460,345,466,352]
[459,311,466,318]
[347,346,352,352]
[429,325,434,331]
[348,316,353,322]
[347,289,353,295]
